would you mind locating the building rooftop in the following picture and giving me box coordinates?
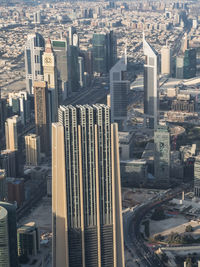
[18,222,37,233]
[0,206,7,220]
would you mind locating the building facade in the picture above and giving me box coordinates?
[5,115,21,151]
[25,134,40,166]
[52,104,124,267]
[143,34,159,129]
[17,222,40,257]
[0,206,9,267]
[110,55,129,130]
[194,156,200,197]
[43,39,58,122]
[52,39,69,102]
[0,202,18,267]
[154,125,170,186]
[0,169,6,201]
[0,150,18,178]
[161,46,171,75]
[34,81,50,156]
[176,48,196,79]
[92,31,117,74]
[25,33,45,95]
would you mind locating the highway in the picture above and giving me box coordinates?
[64,87,108,106]
[123,184,190,267]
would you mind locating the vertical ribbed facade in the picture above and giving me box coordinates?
[34,81,50,156]
[52,104,124,267]
[0,207,9,267]
[0,202,18,267]
[5,115,20,151]
[25,134,40,166]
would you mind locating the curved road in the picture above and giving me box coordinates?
[123,184,190,267]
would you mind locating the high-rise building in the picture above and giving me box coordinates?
[8,91,30,125]
[92,31,117,74]
[0,169,6,201]
[68,26,79,47]
[0,201,18,267]
[7,178,25,207]
[68,45,80,93]
[0,206,9,267]
[5,115,21,151]
[0,150,17,177]
[25,134,40,166]
[176,55,184,79]
[154,125,170,186]
[52,104,125,267]
[161,46,171,75]
[183,48,196,79]
[82,50,93,76]
[43,39,58,122]
[34,81,50,156]
[143,34,159,129]
[17,222,40,258]
[0,98,7,139]
[194,156,200,197]
[181,32,188,53]
[52,39,69,102]
[34,11,41,24]
[110,55,129,130]
[176,48,196,79]
[25,33,45,95]
[78,56,85,88]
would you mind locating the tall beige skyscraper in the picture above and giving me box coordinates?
[52,104,125,267]
[25,134,40,166]
[161,46,171,75]
[5,115,21,151]
[34,81,50,156]
[42,39,58,122]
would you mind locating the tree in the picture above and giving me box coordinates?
[151,208,165,221]
[185,225,193,232]
[154,234,163,242]
[185,257,192,267]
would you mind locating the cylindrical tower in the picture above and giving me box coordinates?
[0,206,10,267]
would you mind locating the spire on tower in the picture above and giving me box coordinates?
[45,38,53,53]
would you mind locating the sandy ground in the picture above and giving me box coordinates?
[19,197,52,267]
[122,188,162,208]
[150,215,200,238]
[19,197,52,232]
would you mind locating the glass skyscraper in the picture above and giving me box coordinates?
[110,54,129,130]
[92,31,117,74]
[52,39,69,102]
[52,104,124,267]
[143,34,159,129]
